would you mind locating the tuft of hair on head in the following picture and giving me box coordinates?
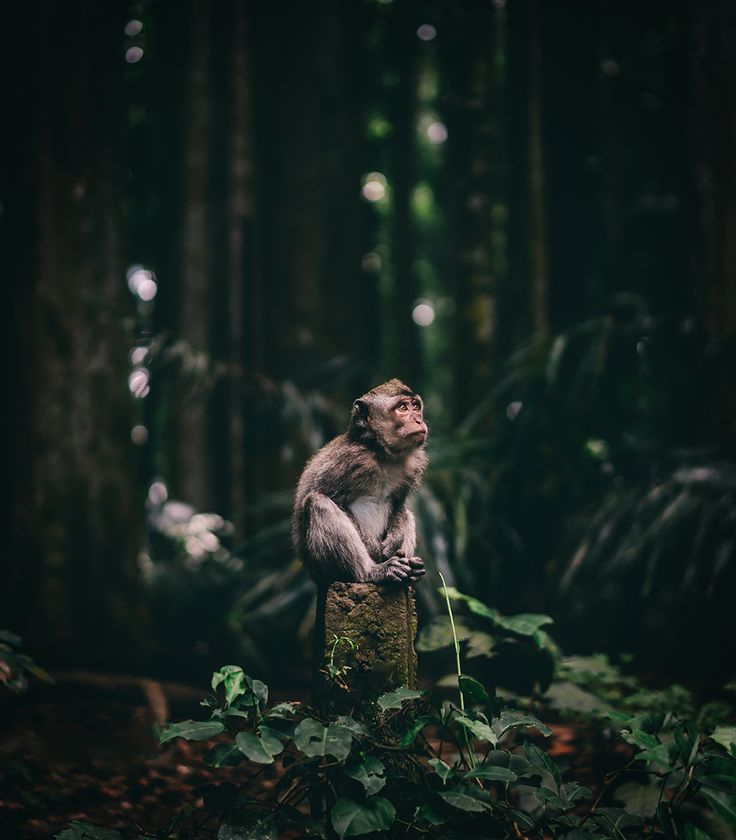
[361,378,415,400]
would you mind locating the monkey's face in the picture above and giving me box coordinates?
[373,394,428,453]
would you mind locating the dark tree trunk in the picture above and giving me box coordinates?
[6,1,146,667]
[688,0,736,444]
[178,0,215,511]
[441,2,502,420]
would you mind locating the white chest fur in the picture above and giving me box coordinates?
[349,496,391,540]
[349,466,402,540]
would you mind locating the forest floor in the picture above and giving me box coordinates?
[0,680,604,840]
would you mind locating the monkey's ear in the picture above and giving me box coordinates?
[351,398,370,427]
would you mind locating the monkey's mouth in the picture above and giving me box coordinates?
[410,428,427,438]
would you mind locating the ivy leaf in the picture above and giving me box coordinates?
[524,742,562,790]
[159,720,224,743]
[428,758,454,785]
[211,665,247,705]
[376,686,423,712]
[204,743,242,768]
[439,785,492,813]
[459,675,489,702]
[455,715,497,745]
[294,718,353,761]
[494,613,554,637]
[344,755,386,795]
[416,617,472,651]
[415,799,449,826]
[440,587,499,621]
[235,730,284,764]
[492,710,552,740]
[335,715,370,738]
[266,701,300,719]
[330,796,395,839]
[400,715,434,747]
[465,765,517,783]
[56,822,125,840]
[710,726,736,755]
[701,789,736,827]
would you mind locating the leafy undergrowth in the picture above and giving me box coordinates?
[0,695,600,840]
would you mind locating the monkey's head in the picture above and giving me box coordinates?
[348,378,428,457]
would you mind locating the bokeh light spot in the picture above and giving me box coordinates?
[417,24,437,41]
[131,425,148,445]
[427,121,448,144]
[412,302,435,327]
[125,46,144,64]
[125,19,143,36]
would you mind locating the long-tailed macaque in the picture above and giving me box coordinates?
[292,379,428,587]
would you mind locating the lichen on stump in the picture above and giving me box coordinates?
[318,583,418,703]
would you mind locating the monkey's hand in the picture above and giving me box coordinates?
[381,533,405,561]
[407,556,425,582]
[379,555,413,584]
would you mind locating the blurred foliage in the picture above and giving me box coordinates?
[0,631,53,694]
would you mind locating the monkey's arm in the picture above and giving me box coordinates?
[382,506,425,582]
[301,492,414,586]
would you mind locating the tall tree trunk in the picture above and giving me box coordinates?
[226,0,256,533]
[441,2,501,420]
[388,2,421,386]
[7,0,146,666]
[528,0,549,334]
[688,0,736,444]
[178,0,215,510]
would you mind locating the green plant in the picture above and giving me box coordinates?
[0,631,53,693]
[60,590,736,840]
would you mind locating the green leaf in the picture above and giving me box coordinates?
[55,823,124,840]
[205,743,243,768]
[455,715,497,745]
[218,817,279,840]
[492,710,552,740]
[235,730,284,764]
[266,701,299,719]
[459,675,489,702]
[415,799,449,826]
[621,729,659,751]
[400,715,433,747]
[440,587,499,621]
[335,715,370,738]
[710,726,736,754]
[416,616,471,652]
[159,719,224,743]
[376,686,423,712]
[211,665,247,705]
[344,755,386,795]
[495,613,554,637]
[294,718,353,761]
[524,742,562,790]
[330,796,395,839]
[429,757,454,785]
[465,765,517,783]
[438,785,491,813]
[251,679,268,707]
[683,823,716,840]
[701,788,736,827]
[701,755,736,788]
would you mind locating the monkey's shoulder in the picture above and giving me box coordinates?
[298,435,381,492]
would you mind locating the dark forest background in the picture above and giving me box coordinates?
[4,0,736,691]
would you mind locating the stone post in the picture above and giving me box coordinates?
[313,583,418,706]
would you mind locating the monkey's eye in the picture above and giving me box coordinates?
[397,403,409,413]
[412,401,421,411]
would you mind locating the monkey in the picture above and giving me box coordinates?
[292,379,428,587]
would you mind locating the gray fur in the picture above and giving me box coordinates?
[292,380,428,587]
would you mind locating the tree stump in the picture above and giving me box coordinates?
[313,583,418,707]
